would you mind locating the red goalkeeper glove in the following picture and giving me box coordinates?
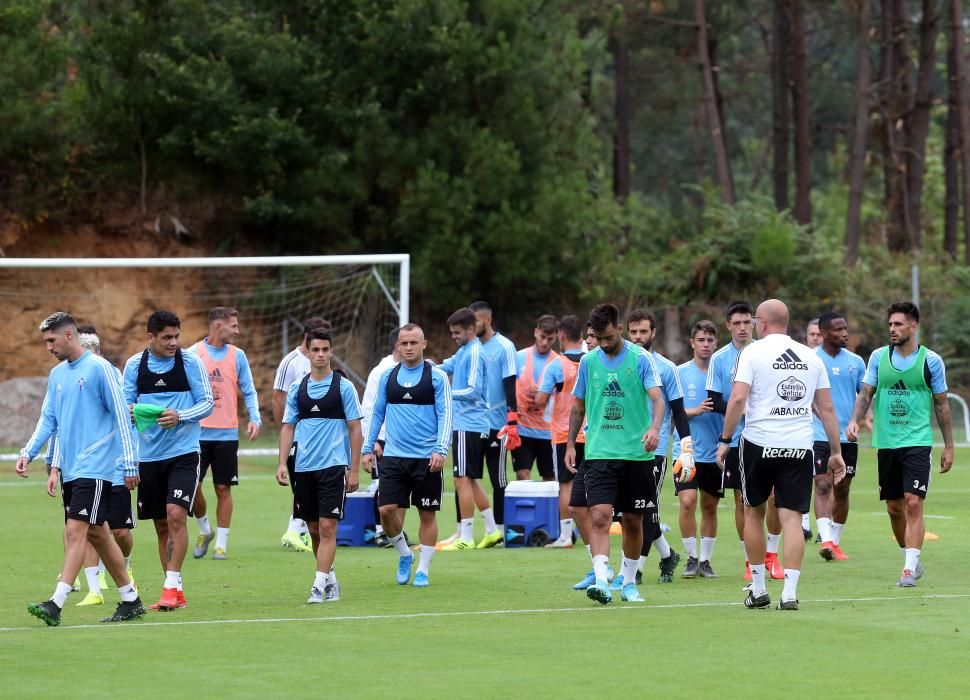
[497,411,521,451]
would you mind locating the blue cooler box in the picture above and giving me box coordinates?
[337,491,377,546]
[504,480,560,547]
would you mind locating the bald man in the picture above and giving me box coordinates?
[716,299,846,611]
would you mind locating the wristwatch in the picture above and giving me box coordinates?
[718,435,731,445]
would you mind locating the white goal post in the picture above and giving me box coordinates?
[0,254,409,460]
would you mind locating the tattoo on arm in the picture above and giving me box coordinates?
[850,385,875,423]
[934,395,954,447]
[568,402,584,445]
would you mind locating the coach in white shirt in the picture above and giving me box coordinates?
[716,299,846,611]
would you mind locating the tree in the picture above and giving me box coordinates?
[950,0,970,264]
[790,0,812,225]
[902,0,941,251]
[695,0,735,204]
[771,0,791,212]
[845,0,872,265]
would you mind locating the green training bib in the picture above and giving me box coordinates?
[873,346,934,448]
[584,347,654,461]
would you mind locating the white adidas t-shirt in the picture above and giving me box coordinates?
[273,346,311,392]
[734,333,829,449]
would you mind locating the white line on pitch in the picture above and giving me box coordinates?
[2,593,968,634]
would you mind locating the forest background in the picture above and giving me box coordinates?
[2,0,970,388]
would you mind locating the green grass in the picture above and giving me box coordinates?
[2,449,969,698]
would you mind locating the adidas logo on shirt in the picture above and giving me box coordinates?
[211,368,222,378]
[431,499,439,506]
[310,405,321,412]
[773,350,808,370]
[888,379,910,396]
[331,507,340,514]
[402,392,413,400]
[601,378,625,398]
[79,508,89,516]
[155,379,167,387]
[125,518,133,525]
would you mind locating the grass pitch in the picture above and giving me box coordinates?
[1,449,968,699]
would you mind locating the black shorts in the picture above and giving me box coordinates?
[553,442,583,484]
[512,435,555,479]
[452,431,487,479]
[378,456,444,511]
[674,461,725,499]
[107,485,136,530]
[738,437,814,513]
[723,446,742,490]
[877,447,932,501]
[200,440,239,486]
[814,441,860,478]
[61,478,112,526]
[484,429,510,489]
[287,442,298,496]
[372,439,385,480]
[653,456,667,495]
[569,462,589,508]
[137,452,201,520]
[294,467,347,521]
[584,459,657,521]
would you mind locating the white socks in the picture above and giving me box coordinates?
[118,583,138,602]
[620,557,639,586]
[801,513,810,530]
[164,570,180,590]
[482,508,498,535]
[418,544,435,575]
[816,517,832,543]
[84,566,101,595]
[592,554,610,583]
[585,544,593,563]
[52,580,73,607]
[700,536,716,563]
[766,532,781,555]
[390,532,410,557]
[682,536,697,559]
[288,516,307,534]
[781,569,800,602]
[313,571,328,590]
[750,563,767,596]
[196,515,212,537]
[904,548,921,572]
[215,527,230,550]
[459,518,474,542]
[831,522,845,545]
[559,518,574,542]
[740,540,748,562]
[653,534,671,559]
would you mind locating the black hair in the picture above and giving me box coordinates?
[887,301,919,323]
[559,314,582,342]
[588,303,619,333]
[817,312,844,330]
[147,310,180,335]
[725,301,754,319]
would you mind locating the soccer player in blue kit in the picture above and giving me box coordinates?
[18,312,143,625]
[276,328,363,604]
[123,310,213,611]
[363,324,452,587]
[811,312,866,561]
[437,308,501,550]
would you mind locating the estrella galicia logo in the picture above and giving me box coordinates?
[603,400,624,421]
[888,379,910,396]
[773,350,808,371]
[889,399,909,417]
[602,373,625,398]
[776,376,807,402]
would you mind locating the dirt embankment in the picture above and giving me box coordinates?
[1,223,214,381]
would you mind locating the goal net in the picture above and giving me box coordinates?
[0,255,408,451]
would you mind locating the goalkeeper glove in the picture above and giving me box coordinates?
[497,411,521,451]
[673,436,696,483]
